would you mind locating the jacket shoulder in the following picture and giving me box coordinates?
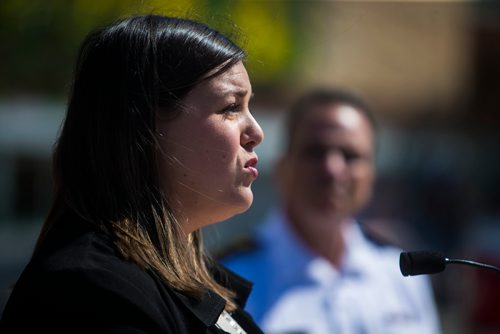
[2,230,177,333]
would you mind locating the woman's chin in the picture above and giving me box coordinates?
[222,193,254,220]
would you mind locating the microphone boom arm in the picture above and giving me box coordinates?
[446,258,500,275]
[400,251,500,277]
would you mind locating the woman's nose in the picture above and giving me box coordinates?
[241,113,264,151]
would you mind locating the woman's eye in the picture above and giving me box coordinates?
[221,103,241,114]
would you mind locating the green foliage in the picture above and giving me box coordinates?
[0,0,300,96]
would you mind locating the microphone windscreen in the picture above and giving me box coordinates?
[400,251,446,276]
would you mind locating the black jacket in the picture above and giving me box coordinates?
[0,217,263,333]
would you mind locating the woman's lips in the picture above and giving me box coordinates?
[245,157,259,178]
[248,166,259,178]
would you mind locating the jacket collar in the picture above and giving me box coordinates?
[171,264,253,327]
[212,264,253,309]
[172,289,226,327]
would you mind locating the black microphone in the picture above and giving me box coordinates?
[400,251,500,277]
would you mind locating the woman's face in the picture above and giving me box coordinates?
[157,61,264,234]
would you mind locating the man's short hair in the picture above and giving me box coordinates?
[285,87,377,152]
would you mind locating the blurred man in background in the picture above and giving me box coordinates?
[222,88,441,334]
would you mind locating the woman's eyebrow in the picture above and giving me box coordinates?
[233,88,250,97]
[219,86,252,98]
[239,90,255,101]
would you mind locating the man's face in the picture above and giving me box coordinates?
[280,103,375,220]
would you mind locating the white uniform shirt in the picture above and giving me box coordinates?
[223,210,441,334]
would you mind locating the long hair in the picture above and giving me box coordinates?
[37,15,245,310]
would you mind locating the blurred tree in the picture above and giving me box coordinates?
[0,0,300,97]
[223,0,298,84]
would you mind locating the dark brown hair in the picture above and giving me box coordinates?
[38,14,245,310]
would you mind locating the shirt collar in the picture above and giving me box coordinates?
[261,210,378,285]
[342,220,374,275]
[259,210,321,285]
[305,219,368,285]
[342,220,391,280]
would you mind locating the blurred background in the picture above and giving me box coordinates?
[1,1,499,333]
